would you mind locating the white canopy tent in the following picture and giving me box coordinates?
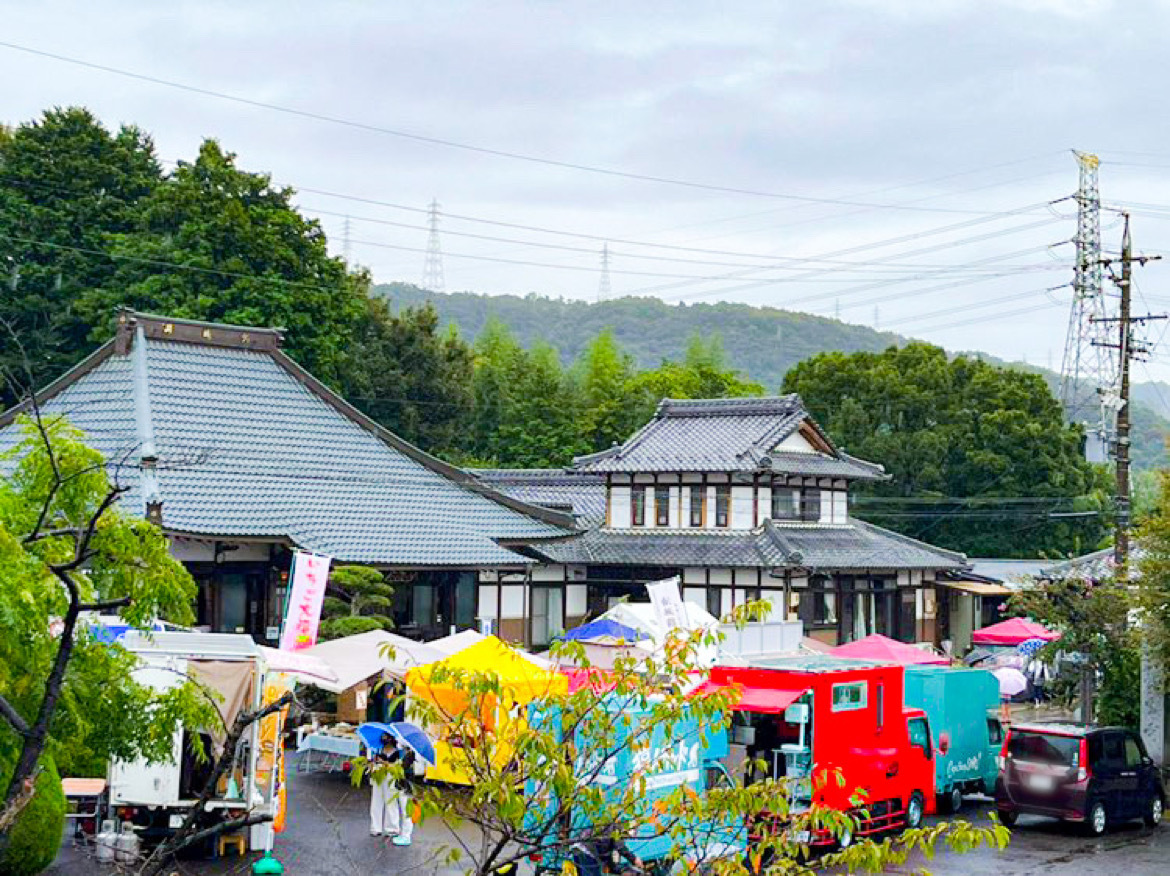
[299,630,444,692]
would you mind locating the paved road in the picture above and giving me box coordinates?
[49,756,1170,875]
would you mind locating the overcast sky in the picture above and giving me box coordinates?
[6,0,1170,385]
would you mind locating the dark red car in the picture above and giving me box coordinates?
[995,723,1164,835]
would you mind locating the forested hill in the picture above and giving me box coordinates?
[379,283,905,390]
[377,282,1170,471]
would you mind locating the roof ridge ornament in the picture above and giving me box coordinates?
[118,309,284,351]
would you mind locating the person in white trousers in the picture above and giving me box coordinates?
[368,733,396,837]
[385,737,416,846]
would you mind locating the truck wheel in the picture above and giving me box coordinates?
[938,787,962,814]
[996,809,1017,827]
[905,792,925,830]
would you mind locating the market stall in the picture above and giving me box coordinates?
[294,631,445,769]
[405,635,568,784]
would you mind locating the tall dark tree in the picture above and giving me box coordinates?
[74,140,366,386]
[782,342,1111,556]
[341,297,474,454]
[0,108,161,405]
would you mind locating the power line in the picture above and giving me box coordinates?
[0,40,1081,217]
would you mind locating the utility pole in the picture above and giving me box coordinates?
[1093,214,1164,570]
[1116,217,1134,568]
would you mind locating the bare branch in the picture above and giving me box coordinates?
[77,595,133,613]
[0,695,29,737]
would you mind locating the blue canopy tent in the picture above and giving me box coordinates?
[559,619,646,644]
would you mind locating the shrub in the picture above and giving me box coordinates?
[0,754,67,875]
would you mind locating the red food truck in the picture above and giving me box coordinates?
[696,655,937,847]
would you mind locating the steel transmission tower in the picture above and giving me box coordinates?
[1059,152,1115,445]
[421,199,446,293]
[598,243,612,302]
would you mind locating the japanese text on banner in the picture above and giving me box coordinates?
[279,551,332,651]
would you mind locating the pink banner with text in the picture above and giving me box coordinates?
[279,551,332,652]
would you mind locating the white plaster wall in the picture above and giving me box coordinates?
[757,486,772,526]
[683,567,707,584]
[610,486,631,528]
[532,565,565,582]
[818,492,833,524]
[731,486,754,529]
[706,486,717,528]
[709,568,732,585]
[775,432,816,453]
[684,587,705,605]
[478,585,499,620]
[721,589,733,617]
[500,585,525,618]
[833,491,848,523]
[566,584,587,618]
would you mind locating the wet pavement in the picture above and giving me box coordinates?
[48,755,1170,875]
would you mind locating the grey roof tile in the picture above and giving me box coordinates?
[533,519,965,571]
[470,469,607,527]
[1,323,573,567]
[572,396,886,480]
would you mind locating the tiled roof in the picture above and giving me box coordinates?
[470,469,607,527]
[531,527,775,568]
[531,519,965,571]
[572,395,886,480]
[0,312,573,567]
[760,519,966,571]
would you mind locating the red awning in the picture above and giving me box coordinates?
[692,680,808,714]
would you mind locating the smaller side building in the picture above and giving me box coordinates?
[476,397,967,648]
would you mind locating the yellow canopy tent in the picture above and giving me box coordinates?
[405,636,567,784]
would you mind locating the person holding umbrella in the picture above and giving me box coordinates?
[368,731,398,838]
[359,722,436,846]
[384,734,417,846]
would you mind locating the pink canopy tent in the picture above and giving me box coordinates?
[971,617,1060,646]
[830,634,949,666]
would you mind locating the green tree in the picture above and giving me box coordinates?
[0,417,215,839]
[0,107,161,407]
[341,297,474,454]
[1137,472,1170,684]
[361,606,1006,876]
[783,343,1111,556]
[575,329,638,451]
[74,139,366,386]
[495,341,588,468]
[1009,576,1137,727]
[319,565,395,640]
[624,333,764,427]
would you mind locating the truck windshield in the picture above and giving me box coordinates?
[1008,731,1079,766]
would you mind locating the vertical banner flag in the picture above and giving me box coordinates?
[279,550,332,652]
[646,576,686,634]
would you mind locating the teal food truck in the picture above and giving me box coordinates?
[527,694,745,875]
[902,666,1003,813]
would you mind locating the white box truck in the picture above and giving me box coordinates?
[107,631,277,851]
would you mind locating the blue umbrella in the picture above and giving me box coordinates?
[358,721,436,766]
[1017,637,1048,658]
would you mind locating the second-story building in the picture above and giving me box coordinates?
[476,396,967,649]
